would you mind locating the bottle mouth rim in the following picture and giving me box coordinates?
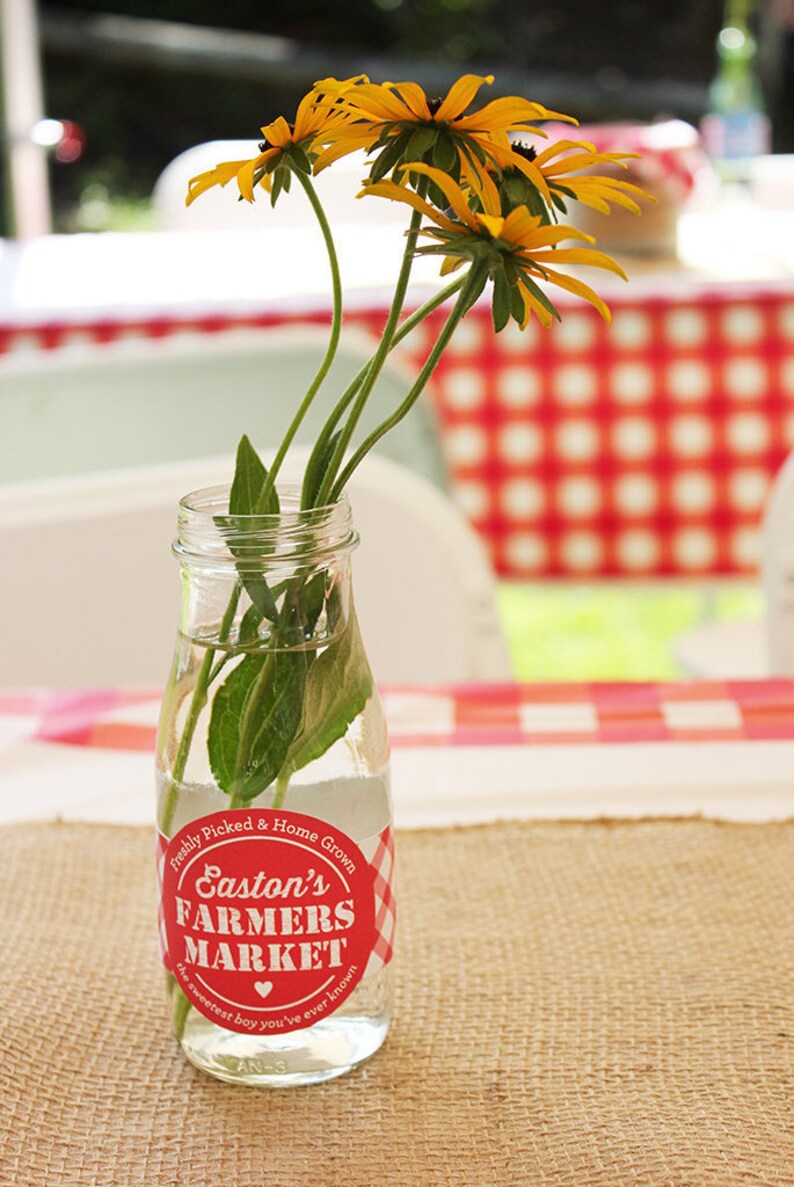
[178,482,347,519]
[174,483,358,567]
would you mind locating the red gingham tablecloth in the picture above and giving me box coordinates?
[2,680,793,754]
[2,279,793,581]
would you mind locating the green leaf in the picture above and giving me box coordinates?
[301,428,343,508]
[208,648,309,801]
[279,571,327,647]
[432,135,457,173]
[238,603,263,647]
[370,132,411,183]
[405,126,437,160]
[229,434,279,517]
[289,145,312,175]
[269,171,284,207]
[243,577,279,624]
[516,272,561,325]
[284,613,373,774]
[225,436,280,623]
[459,135,487,168]
[491,268,512,333]
[460,269,487,316]
[510,282,527,325]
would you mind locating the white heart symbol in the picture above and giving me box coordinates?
[254,980,273,1000]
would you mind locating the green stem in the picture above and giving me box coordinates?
[158,581,242,835]
[313,187,429,506]
[172,983,192,1041]
[259,168,343,507]
[271,768,291,811]
[228,649,278,807]
[331,264,486,498]
[300,274,465,509]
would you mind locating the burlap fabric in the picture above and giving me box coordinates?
[0,818,791,1187]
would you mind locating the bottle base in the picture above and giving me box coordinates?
[178,1012,390,1087]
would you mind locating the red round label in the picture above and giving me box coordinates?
[160,809,377,1034]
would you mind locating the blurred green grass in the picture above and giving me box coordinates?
[497,582,764,681]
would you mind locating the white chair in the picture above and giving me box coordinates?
[153,144,405,232]
[674,449,794,678]
[0,450,512,686]
[761,447,794,675]
[0,326,448,491]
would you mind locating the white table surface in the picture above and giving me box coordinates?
[1,199,792,329]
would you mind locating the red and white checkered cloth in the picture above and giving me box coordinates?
[3,680,794,752]
[3,279,792,581]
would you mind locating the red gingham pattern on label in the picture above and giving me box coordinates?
[3,280,792,579]
[360,825,396,974]
[155,823,395,978]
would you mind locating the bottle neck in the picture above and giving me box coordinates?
[173,484,358,650]
[714,0,758,75]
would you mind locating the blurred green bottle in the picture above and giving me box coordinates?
[701,0,771,182]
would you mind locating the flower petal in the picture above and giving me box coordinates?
[455,96,569,131]
[516,279,556,328]
[236,158,262,203]
[312,132,377,172]
[185,159,253,205]
[439,254,466,275]
[259,115,292,148]
[400,162,479,227]
[488,140,552,203]
[477,212,506,239]
[505,211,594,247]
[358,179,458,232]
[313,74,369,97]
[528,247,628,280]
[386,81,432,120]
[499,206,546,242]
[459,152,502,212]
[435,73,494,122]
[533,139,597,166]
[530,266,614,322]
[292,91,322,140]
[340,83,416,122]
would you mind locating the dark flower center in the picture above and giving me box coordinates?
[512,141,537,162]
[427,97,444,117]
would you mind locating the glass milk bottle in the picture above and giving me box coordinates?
[156,484,394,1086]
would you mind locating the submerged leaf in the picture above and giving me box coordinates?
[285,611,373,774]
[208,648,309,802]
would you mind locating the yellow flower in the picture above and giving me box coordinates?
[360,163,627,329]
[514,139,650,215]
[313,74,575,198]
[185,91,350,206]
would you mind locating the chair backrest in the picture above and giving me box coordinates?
[761,449,794,674]
[0,450,512,686]
[0,325,448,491]
[152,144,405,232]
